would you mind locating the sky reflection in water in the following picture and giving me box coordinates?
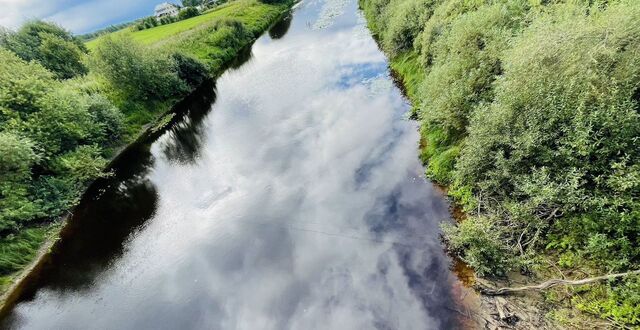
[8,0,463,328]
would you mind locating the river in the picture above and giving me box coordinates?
[2,0,474,328]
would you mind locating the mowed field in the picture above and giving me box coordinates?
[86,0,283,48]
[86,0,290,72]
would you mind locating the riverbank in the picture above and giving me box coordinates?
[360,0,640,328]
[0,0,293,308]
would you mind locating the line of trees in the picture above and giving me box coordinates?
[79,22,136,42]
[135,3,205,31]
[361,0,640,326]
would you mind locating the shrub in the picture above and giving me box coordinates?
[24,86,100,158]
[88,36,188,101]
[135,17,159,31]
[417,3,522,143]
[85,94,125,144]
[442,216,512,276]
[381,0,436,55]
[160,16,178,25]
[362,0,640,324]
[0,132,39,183]
[0,20,87,79]
[171,52,210,88]
[179,7,201,20]
[0,43,123,232]
[52,145,107,184]
[0,48,55,121]
[166,18,251,72]
[456,0,640,270]
[0,132,40,232]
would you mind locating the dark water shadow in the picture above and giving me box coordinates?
[161,83,218,164]
[269,13,293,40]
[226,44,254,71]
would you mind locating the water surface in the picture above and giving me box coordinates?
[4,1,469,328]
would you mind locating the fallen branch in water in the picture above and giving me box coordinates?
[477,270,640,296]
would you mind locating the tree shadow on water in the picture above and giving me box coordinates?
[269,13,293,40]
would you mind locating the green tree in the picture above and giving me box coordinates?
[37,33,88,79]
[86,94,125,144]
[88,36,188,101]
[182,0,202,7]
[0,21,88,79]
[0,48,54,121]
[179,7,200,20]
[0,132,40,231]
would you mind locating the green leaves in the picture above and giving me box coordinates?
[38,33,88,79]
[88,36,188,101]
[0,20,88,80]
[0,45,122,233]
[363,0,640,324]
[0,132,39,183]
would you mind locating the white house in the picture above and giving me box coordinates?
[154,2,180,18]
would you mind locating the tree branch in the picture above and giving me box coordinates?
[477,270,640,296]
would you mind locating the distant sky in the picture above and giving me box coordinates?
[0,0,181,34]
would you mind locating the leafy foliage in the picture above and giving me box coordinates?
[0,21,87,79]
[0,49,116,233]
[361,0,640,324]
[88,36,188,101]
[179,7,201,20]
[183,0,203,6]
[135,17,160,31]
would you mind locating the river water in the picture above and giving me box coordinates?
[3,0,473,328]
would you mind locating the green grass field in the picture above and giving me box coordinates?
[86,1,277,49]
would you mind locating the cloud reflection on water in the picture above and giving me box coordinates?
[10,1,461,329]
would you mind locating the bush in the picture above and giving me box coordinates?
[25,86,101,157]
[0,46,123,232]
[362,0,640,324]
[179,7,201,20]
[380,0,436,55]
[417,3,522,143]
[165,18,251,72]
[171,52,210,88]
[86,94,125,144]
[0,20,87,79]
[456,0,640,271]
[88,36,188,101]
[135,17,159,31]
[442,216,512,276]
[52,145,107,184]
[159,16,178,25]
[0,132,40,232]
[0,48,55,120]
[0,132,39,183]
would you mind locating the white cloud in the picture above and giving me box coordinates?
[0,0,164,33]
[0,0,59,29]
[10,2,464,329]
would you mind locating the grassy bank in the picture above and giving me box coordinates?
[0,0,292,296]
[360,0,640,326]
